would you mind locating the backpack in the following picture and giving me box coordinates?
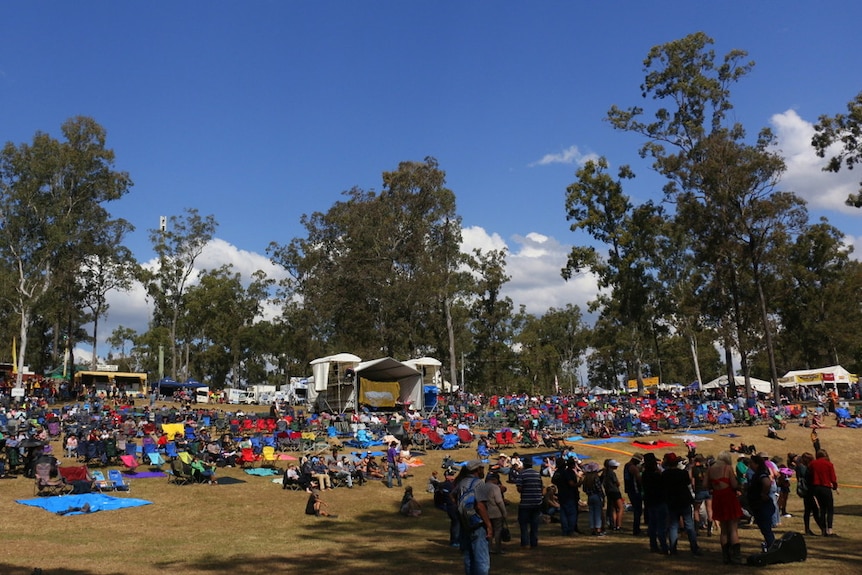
[457,478,484,529]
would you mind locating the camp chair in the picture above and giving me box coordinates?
[34,462,70,496]
[104,437,119,464]
[425,430,445,450]
[91,469,114,491]
[108,469,130,491]
[238,447,258,468]
[259,446,279,469]
[457,428,474,448]
[120,454,139,474]
[147,451,166,469]
[167,457,193,486]
[57,465,94,494]
[6,445,21,473]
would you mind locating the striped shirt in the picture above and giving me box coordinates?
[516,467,544,507]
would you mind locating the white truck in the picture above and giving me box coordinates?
[248,384,278,405]
[226,388,255,405]
[282,377,310,405]
[194,386,210,403]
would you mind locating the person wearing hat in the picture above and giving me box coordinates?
[662,452,702,556]
[624,454,644,536]
[603,459,624,532]
[641,452,669,554]
[452,460,492,575]
[581,461,605,536]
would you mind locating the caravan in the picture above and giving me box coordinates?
[226,388,254,405]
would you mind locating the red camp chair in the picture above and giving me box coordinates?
[457,428,474,448]
[425,430,445,450]
[239,447,259,468]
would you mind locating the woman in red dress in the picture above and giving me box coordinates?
[706,451,744,564]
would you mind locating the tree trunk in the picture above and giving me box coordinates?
[445,296,458,391]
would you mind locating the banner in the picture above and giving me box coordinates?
[359,378,400,407]
[626,376,659,391]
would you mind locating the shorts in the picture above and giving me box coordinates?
[694,490,711,502]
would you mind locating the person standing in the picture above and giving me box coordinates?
[603,459,624,531]
[808,449,838,536]
[485,472,507,554]
[582,462,605,536]
[641,453,668,554]
[624,454,644,536]
[662,452,701,556]
[746,454,776,551]
[515,459,543,548]
[554,457,581,536]
[794,452,821,536]
[386,441,402,489]
[707,451,744,564]
[452,460,493,575]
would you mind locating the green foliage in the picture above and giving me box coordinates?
[812,91,862,207]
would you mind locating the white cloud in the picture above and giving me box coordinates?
[529,145,598,167]
[462,226,599,317]
[85,238,289,360]
[771,109,860,212]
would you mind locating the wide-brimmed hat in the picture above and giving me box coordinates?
[583,462,601,473]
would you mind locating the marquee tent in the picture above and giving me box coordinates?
[778,365,858,387]
[703,375,773,394]
[355,357,423,410]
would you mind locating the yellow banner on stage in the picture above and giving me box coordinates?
[359,377,400,407]
[626,376,659,391]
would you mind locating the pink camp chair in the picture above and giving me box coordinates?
[120,454,139,474]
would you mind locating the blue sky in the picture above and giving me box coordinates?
[2,1,861,360]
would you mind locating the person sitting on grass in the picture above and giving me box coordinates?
[400,485,422,517]
[305,488,337,518]
[766,424,785,441]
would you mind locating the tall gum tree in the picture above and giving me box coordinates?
[0,117,132,385]
[607,32,808,400]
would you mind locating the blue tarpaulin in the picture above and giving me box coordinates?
[16,493,152,515]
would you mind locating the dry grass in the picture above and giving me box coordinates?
[2,409,861,575]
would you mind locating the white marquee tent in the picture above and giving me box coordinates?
[703,375,773,394]
[778,365,858,387]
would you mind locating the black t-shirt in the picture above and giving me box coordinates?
[662,467,693,511]
[305,493,318,515]
[555,468,579,503]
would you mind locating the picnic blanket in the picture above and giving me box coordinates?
[673,434,714,443]
[244,468,281,477]
[579,437,630,445]
[682,429,716,435]
[564,436,584,442]
[17,493,152,515]
[632,440,676,449]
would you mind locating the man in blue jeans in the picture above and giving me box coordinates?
[386,441,401,488]
[453,460,492,575]
[553,457,581,536]
[662,452,701,556]
[516,459,544,548]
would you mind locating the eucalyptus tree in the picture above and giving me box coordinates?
[182,266,273,387]
[563,157,664,395]
[140,208,217,380]
[771,222,862,370]
[466,248,518,393]
[607,32,808,399]
[812,91,862,207]
[78,218,138,368]
[268,158,471,385]
[516,304,588,395]
[0,117,132,384]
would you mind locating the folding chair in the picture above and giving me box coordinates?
[108,469,130,491]
[120,454,139,474]
[167,457,192,486]
[147,452,166,469]
[34,462,71,496]
[91,469,115,491]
